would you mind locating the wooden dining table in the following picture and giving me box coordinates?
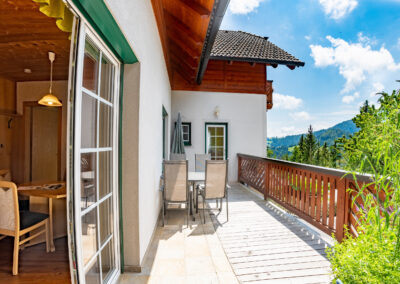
[17,181,66,252]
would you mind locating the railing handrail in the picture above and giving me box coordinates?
[238,153,373,183]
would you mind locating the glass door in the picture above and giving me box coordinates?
[73,24,120,284]
[205,123,228,160]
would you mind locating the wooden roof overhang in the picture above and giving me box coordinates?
[151,0,229,85]
[151,1,304,110]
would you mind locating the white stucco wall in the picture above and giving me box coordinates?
[172,91,267,182]
[106,0,171,265]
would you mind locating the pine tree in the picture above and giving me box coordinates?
[303,125,318,164]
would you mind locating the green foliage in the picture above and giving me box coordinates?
[327,224,400,284]
[282,125,342,168]
[328,90,400,283]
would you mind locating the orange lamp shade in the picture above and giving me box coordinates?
[38,94,62,107]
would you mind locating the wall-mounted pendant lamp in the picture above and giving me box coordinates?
[38,51,62,107]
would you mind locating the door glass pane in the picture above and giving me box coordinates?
[85,256,101,284]
[81,208,98,265]
[99,197,113,245]
[81,153,97,210]
[206,125,226,160]
[100,55,114,102]
[216,127,224,136]
[99,151,112,199]
[83,39,100,93]
[207,127,215,136]
[101,239,115,282]
[81,93,97,148]
[99,102,112,147]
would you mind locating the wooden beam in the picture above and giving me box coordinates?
[178,0,211,17]
[169,42,199,69]
[163,10,203,45]
[167,29,200,59]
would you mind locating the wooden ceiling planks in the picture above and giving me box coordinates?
[0,0,70,82]
[151,0,215,85]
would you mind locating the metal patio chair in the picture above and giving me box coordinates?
[195,154,211,172]
[161,160,191,226]
[197,160,229,224]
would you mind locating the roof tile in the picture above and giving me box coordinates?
[210,30,304,67]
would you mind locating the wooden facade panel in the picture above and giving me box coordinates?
[173,60,270,95]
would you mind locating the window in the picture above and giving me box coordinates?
[205,123,227,160]
[182,122,191,146]
[175,122,191,146]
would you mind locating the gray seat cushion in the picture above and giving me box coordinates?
[20,211,48,230]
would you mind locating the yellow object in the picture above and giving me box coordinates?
[38,94,62,107]
[32,0,73,34]
[38,52,62,107]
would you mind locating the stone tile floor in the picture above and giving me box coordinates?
[118,204,238,284]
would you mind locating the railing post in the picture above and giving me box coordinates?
[237,155,242,183]
[264,161,269,200]
[336,178,347,242]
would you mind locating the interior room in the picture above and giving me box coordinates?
[0,0,72,282]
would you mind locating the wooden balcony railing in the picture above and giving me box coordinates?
[237,153,374,242]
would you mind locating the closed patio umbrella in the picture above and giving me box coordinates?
[171,112,186,155]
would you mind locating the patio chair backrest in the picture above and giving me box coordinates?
[170,153,186,161]
[0,181,19,233]
[195,154,211,172]
[204,160,228,199]
[163,160,188,202]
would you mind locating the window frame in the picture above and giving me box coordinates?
[205,122,228,160]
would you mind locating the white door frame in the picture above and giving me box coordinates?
[68,12,121,284]
[205,123,228,160]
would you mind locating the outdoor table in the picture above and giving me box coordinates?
[188,171,205,214]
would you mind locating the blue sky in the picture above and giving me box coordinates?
[221,0,400,137]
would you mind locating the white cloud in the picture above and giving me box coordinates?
[273,93,303,110]
[397,38,400,49]
[310,36,400,93]
[319,0,358,19]
[290,111,312,120]
[342,92,360,103]
[305,35,312,41]
[369,82,385,97]
[228,0,266,14]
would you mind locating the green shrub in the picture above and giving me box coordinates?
[327,225,400,283]
[328,90,400,283]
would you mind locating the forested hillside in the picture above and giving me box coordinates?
[268,120,358,158]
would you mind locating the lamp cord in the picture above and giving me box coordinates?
[49,59,53,94]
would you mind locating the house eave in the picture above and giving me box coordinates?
[209,55,305,67]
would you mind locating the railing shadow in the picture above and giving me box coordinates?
[210,183,332,261]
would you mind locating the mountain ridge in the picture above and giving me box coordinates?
[268,120,358,158]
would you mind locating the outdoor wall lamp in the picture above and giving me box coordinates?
[214,106,220,118]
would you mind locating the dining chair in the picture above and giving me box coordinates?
[197,160,229,224]
[161,160,191,226]
[170,153,186,160]
[195,154,211,172]
[0,181,50,275]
